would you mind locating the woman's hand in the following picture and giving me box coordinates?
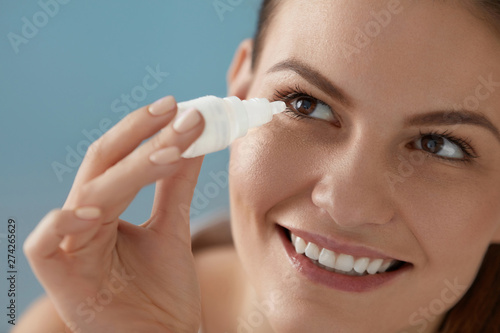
[23,96,205,333]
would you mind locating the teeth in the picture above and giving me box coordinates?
[353,257,370,274]
[294,237,307,254]
[366,259,384,275]
[289,231,400,276]
[318,248,336,269]
[305,243,320,260]
[335,254,355,272]
[378,260,392,273]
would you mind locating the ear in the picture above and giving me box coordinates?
[226,38,254,99]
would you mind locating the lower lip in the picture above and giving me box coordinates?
[277,225,412,292]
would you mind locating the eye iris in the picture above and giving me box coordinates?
[422,135,444,153]
[295,97,317,115]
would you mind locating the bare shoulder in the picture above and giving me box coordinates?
[194,244,245,333]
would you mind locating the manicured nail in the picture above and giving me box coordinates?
[149,146,181,165]
[148,96,176,116]
[74,207,102,220]
[173,108,202,133]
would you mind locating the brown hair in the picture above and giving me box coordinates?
[438,244,500,332]
[251,0,280,70]
[250,1,500,332]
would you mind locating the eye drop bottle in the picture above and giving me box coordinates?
[175,96,286,158]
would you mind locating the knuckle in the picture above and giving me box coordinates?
[24,208,62,256]
[171,173,196,187]
[75,182,95,203]
[86,138,104,160]
[22,237,35,256]
[150,132,166,151]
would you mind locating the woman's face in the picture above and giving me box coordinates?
[228,1,500,332]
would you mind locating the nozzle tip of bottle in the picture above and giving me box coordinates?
[271,101,287,115]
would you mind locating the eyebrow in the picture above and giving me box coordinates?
[267,58,500,143]
[266,58,354,107]
[405,110,500,143]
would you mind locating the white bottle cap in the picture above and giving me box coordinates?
[242,98,286,128]
[271,101,287,115]
[177,96,287,158]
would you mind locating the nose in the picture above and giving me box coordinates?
[311,140,396,229]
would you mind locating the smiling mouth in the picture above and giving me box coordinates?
[283,227,408,277]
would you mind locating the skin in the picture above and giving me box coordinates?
[21,98,208,333]
[17,1,500,333]
[218,0,500,332]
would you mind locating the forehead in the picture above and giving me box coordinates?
[259,0,500,115]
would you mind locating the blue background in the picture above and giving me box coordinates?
[0,1,259,331]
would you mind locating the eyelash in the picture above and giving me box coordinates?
[416,129,479,164]
[273,85,330,123]
[272,86,479,164]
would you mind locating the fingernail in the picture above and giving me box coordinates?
[148,96,176,116]
[74,207,102,220]
[173,108,202,133]
[149,146,181,165]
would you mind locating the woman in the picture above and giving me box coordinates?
[15,0,500,332]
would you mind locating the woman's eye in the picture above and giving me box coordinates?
[414,134,465,159]
[289,97,337,123]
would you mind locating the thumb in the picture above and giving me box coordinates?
[146,155,205,240]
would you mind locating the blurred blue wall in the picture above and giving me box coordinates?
[0,1,259,330]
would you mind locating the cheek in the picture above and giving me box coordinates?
[228,127,278,217]
[411,172,499,248]
[228,120,324,279]
[399,165,500,288]
[229,120,320,218]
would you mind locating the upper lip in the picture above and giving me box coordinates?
[280,224,407,263]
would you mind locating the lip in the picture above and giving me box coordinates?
[284,225,404,261]
[277,225,412,292]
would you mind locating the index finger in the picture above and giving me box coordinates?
[72,96,178,189]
